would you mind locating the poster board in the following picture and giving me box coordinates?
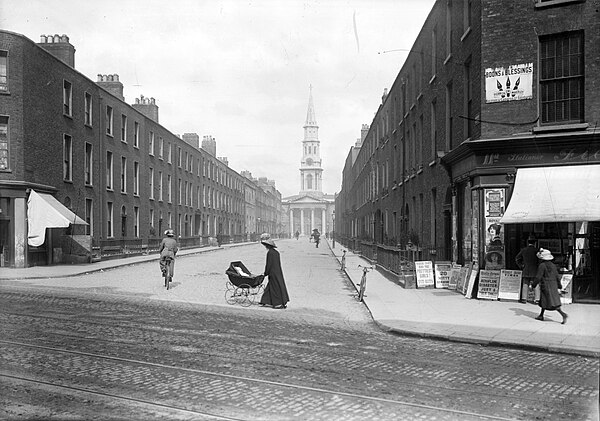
[448,263,461,290]
[434,262,452,289]
[498,269,521,300]
[457,265,470,295]
[415,261,435,288]
[560,274,573,305]
[477,270,500,300]
[465,262,479,298]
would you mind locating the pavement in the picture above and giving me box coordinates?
[1,239,599,358]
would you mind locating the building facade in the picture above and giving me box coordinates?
[337,0,600,303]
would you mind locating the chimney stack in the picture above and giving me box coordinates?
[37,34,75,68]
[132,95,159,123]
[182,133,200,149]
[96,74,124,101]
[201,135,216,156]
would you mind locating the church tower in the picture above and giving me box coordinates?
[300,85,323,195]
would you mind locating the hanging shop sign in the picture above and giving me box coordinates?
[498,269,522,301]
[434,261,452,288]
[485,63,533,103]
[477,269,501,300]
[415,261,435,288]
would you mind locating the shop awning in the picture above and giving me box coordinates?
[27,189,87,247]
[500,164,600,224]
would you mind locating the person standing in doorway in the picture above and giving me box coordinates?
[259,239,290,309]
[530,248,568,324]
[515,237,538,303]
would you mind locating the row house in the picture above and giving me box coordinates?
[337,0,599,303]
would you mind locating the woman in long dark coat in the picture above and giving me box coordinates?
[259,239,290,309]
[530,248,568,324]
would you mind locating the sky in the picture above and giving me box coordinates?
[0,0,436,198]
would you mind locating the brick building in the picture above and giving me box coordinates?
[0,30,280,267]
[337,0,599,303]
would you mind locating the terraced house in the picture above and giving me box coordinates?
[336,0,600,303]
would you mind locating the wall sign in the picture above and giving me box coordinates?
[485,63,533,103]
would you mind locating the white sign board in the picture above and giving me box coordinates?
[415,261,435,288]
[448,263,461,290]
[485,63,533,103]
[434,262,452,289]
[498,269,522,301]
[477,270,500,300]
[560,274,573,305]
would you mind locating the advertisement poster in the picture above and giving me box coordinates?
[448,263,461,290]
[434,262,452,289]
[484,188,505,270]
[560,274,573,305]
[457,265,470,295]
[485,63,533,103]
[415,261,435,288]
[465,262,479,298]
[477,270,501,300]
[498,269,522,301]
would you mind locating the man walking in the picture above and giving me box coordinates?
[515,237,538,303]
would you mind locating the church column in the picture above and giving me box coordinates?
[321,208,326,234]
[289,208,294,237]
[311,208,315,231]
[300,209,305,235]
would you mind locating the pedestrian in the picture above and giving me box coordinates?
[515,237,539,303]
[159,229,178,281]
[295,230,300,240]
[530,248,568,324]
[312,229,320,248]
[259,238,289,309]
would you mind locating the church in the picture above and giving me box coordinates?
[282,87,335,237]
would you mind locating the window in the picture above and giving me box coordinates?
[106,151,113,190]
[0,50,7,92]
[63,80,72,116]
[178,178,182,204]
[167,142,172,163]
[0,116,8,170]
[158,171,163,201]
[463,0,472,36]
[84,92,92,126]
[431,26,437,80]
[133,161,139,196]
[106,106,113,136]
[85,142,93,185]
[464,57,473,138]
[445,82,453,150]
[63,134,72,181]
[85,198,93,235]
[149,131,154,155]
[540,31,584,124]
[430,101,437,161]
[446,1,452,59]
[120,156,127,193]
[149,167,154,199]
[121,114,127,142]
[167,174,172,203]
[133,122,139,148]
[107,202,114,237]
[134,206,139,238]
[178,147,182,167]
[149,208,155,229]
[159,137,164,159]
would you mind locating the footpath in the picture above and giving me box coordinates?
[1,240,599,357]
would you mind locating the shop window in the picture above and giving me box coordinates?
[540,31,584,124]
[0,116,9,170]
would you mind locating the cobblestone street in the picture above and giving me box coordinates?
[1,239,598,420]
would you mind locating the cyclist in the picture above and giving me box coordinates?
[159,229,178,283]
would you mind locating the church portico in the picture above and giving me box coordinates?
[287,203,331,236]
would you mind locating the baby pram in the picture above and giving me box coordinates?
[225,261,265,307]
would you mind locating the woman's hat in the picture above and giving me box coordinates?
[537,248,554,260]
[164,229,174,237]
[260,233,271,241]
[261,239,277,248]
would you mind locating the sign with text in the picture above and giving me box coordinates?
[448,263,461,290]
[498,269,522,300]
[560,274,573,305]
[477,270,501,300]
[434,262,452,289]
[485,63,533,103]
[415,261,435,288]
[457,265,470,295]
[465,263,479,298]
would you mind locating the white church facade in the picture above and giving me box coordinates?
[283,87,335,237]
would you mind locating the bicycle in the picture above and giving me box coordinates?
[356,264,374,302]
[161,257,174,290]
[340,249,347,271]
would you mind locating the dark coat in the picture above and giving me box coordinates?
[531,260,562,310]
[515,245,539,278]
[159,237,178,259]
[260,247,290,307]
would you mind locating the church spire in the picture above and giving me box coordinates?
[304,84,318,127]
[300,85,323,194]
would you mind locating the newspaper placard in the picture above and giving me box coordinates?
[434,261,452,289]
[448,263,461,290]
[465,262,479,298]
[457,265,470,295]
[560,274,573,305]
[477,270,500,300]
[415,261,435,288]
[498,269,521,300]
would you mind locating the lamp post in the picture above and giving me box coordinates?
[332,210,335,249]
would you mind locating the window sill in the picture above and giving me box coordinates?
[84,123,93,129]
[461,27,471,42]
[429,74,437,85]
[85,183,93,188]
[535,0,584,8]
[444,54,452,65]
[533,122,589,133]
[429,159,437,167]
[417,92,423,101]
[106,133,114,138]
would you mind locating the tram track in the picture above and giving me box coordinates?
[1,339,517,421]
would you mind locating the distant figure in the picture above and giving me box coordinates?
[531,249,568,324]
[311,229,320,248]
[295,230,300,240]
[515,237,539,303]
[159,229,178,281]
[259,239,289,309]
